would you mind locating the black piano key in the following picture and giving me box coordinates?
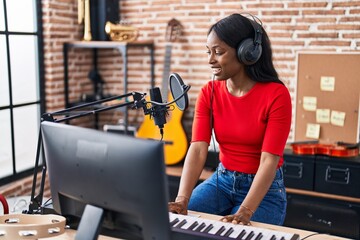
[203,224,214,233]
[194,222,206,232]
[170,218,179,227]
[280,237,285,240]
[245,230,255,240]
[175,219,187,228]
[187,221,199,231]
[215,226,226,235]
[236,229,247,239]
[223,227,234,237]
[254,232,263,240]
[270,235,276,240]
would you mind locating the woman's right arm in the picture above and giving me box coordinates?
[168,141,209,214]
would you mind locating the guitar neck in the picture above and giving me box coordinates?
[161,44,172,101]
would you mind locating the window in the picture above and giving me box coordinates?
[0,0,44,184]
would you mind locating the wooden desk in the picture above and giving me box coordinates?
[46,210,350,240]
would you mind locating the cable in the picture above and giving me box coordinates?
[300,233,330,240]
[210,74,215,152]
[12,198,27,213]
[159,128,164,141]
[42,197,53,207]
[209,74,221,214]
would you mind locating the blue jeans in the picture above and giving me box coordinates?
[188,162,287,225]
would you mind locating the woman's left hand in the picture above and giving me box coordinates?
[220,208,253,225]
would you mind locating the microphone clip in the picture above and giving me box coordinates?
[132,92,149,114]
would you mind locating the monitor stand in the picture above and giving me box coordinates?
[75,204,104,240]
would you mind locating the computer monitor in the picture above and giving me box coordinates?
[41,121,172,240]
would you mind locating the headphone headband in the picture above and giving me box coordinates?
[237,13,263,65]
[248,16,263,45]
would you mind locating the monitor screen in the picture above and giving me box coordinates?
[41,121,172,240]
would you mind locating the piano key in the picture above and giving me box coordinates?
[203,223,214,233]
[170,218,180,227]
[178,219,195,230]
[234,229,246,239]
[187,221,199,231]
[223,227,234,237]
[245,230,255,240]
[215,225,226,236]
[194,222,207,232]
[254,232,263,240]
[175,219,187,228]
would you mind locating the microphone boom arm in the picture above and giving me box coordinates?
[27,72,189,214]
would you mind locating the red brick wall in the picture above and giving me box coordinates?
[0,171,51,199]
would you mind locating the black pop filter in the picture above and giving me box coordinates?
[169,73,189,111]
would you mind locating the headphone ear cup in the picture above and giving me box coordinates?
[237,38,262,65]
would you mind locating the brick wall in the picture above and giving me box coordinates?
[0,171,51,199]
[4,0,358,198]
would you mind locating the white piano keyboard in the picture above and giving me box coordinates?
[169,212,300,240]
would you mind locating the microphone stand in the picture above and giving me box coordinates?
[26,91,147,214]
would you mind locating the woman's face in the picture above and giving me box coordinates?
[206,30,243,80]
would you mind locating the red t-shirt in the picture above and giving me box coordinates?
[191,80,292,174]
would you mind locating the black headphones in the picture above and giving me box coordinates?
[237,15,263,65]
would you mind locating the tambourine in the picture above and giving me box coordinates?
[0,214,66,239]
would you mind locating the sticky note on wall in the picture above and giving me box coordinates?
[316,109,330,123]
[331,110,346,126]
[306,123,320,139]
[303,96,317,111]
[320,76,335,91]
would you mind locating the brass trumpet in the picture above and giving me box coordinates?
[78,0,92,41]
[105,21,138,42]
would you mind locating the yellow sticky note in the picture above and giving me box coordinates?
[331,110,346,126]
[305,123,320,139]
[303,96,317,111]
[320,76,335,91]
[316,109,330,123]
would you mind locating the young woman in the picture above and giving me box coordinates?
[168,13,292,226]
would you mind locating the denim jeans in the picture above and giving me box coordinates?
[188,162,287,225]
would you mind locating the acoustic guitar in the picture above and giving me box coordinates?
[136,19,188,165]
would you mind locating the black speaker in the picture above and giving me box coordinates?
[237,15,263,65]
[90,0,120,41]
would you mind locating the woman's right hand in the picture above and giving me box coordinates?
[168,196,189,215]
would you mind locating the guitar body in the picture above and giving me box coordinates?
[136,94,188,165]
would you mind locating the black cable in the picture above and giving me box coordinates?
[159,128,164,141]
[42,197,53,207]
[210,74,216,152]
[300,233,330,240]
[209,75,220,214]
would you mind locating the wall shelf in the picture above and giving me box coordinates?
[63,40,155,129]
